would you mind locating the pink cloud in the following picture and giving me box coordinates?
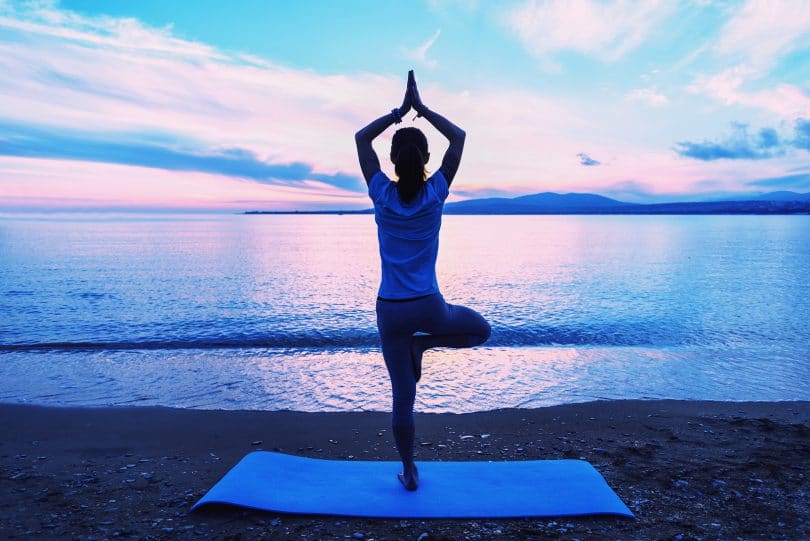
[0,157,368,211]
[688,66,810,119]
[502,0,675,68]
[715,0,810,69]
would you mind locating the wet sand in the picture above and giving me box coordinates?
[1,400,808,540]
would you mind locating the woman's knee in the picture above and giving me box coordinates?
[455,306,491,346]
[471,313,491,346]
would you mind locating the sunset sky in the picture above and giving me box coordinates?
[1,0,809,211]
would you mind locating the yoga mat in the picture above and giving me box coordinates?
[192,451,633,519]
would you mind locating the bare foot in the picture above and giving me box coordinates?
[410,338,424,383]
[397,465,419,491]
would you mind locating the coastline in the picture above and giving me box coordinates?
[1,399,808,539]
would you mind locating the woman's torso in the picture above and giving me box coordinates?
[368,169,450,300]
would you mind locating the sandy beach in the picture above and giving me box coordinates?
[1,399,808,540]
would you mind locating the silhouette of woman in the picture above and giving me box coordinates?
[355,71,491,490]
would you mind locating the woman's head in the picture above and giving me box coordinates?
[390,127,430,204]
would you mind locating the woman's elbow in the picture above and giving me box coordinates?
[452,129,466,147]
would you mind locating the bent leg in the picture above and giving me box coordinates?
[417,299,492,350]
[411,295,492,382]
[410,298,491,383]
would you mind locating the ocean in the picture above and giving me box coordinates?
[1,213,808,412]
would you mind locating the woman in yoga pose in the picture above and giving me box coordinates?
[355,71,491,491]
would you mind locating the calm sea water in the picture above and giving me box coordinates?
[1,213,808,412]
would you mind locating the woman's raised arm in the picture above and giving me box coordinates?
[410,75,465,187]
[355,75,412,184]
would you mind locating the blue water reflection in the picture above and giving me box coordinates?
[0,213,808,411]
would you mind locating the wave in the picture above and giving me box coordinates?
[0,325,685,352]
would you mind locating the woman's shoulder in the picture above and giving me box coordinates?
[427,169,449,200]
[368,170,393,201]
[371,169,392,184]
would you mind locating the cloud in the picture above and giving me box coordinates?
[0,1,223,60]
[501,0,675,68]
[675,120,810,161]
[1,1,804,210]
[1,2,607,209]
[0,156,367,212]
[0,2,429,206]
[715,0,810,69]
[626,87,669,107]
[746,172,810,190]
[687,66,810,119]
[794,118,810,150]
[674,123,787,161]
[688,1,810,119]
[0,122,365,192]
[404,29,441,69]
[577,152,600,166]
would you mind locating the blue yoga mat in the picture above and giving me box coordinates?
[192,451,633,519]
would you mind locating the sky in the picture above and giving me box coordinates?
[0,0,809,211]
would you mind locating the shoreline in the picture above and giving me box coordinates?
[1,399,808,539]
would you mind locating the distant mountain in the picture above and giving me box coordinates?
[444,192,633,214]
[611,200,810,214]
[697,191,810,203]
[737,191,810,202]
[512,192,631,207]
[442,191,810,215]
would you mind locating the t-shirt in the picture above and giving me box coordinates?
[368,169,450,299]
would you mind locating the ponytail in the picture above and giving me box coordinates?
[391,127,429,204]
[395,144,426,204]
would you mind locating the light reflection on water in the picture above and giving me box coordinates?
[1,213,809,411]
[0,344,807,412]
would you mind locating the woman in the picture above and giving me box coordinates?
[355,71,491,491]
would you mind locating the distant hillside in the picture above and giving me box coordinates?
[737,191,810,202]
[442,191,810,215]
[444,192,633,214]
[699,191,810,203]
[607,200,810,215]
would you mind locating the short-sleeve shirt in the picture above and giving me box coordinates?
[368,169,450,299]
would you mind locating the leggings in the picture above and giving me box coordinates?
[375,292,491,465]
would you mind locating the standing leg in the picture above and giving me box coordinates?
[376,301,420,490]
